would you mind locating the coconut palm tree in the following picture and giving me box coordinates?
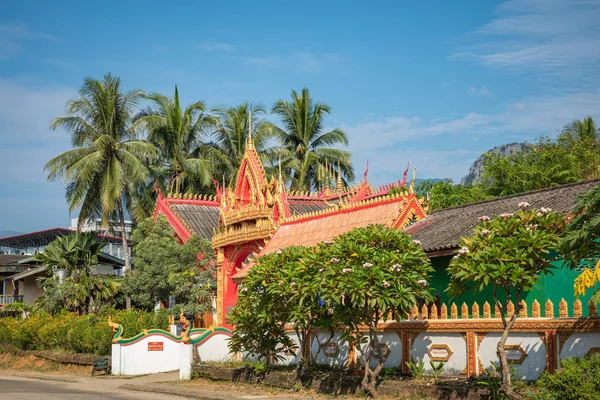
[559,117,600,179]
[137,86,216,195]
[271,88,354,191]
[46,73,157,275]
[207,102,279,186]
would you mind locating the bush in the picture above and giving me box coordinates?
[0,308,170,356]
[537,355,600,400]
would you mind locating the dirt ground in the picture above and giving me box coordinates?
[0,353,91,376]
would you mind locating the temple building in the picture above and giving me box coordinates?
[154,134,600,327]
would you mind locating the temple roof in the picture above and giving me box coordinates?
[170,204,219,239]
[408,179,600,255]
[232,194,425,282]
[153,192,220,242]
[287,197,338,215]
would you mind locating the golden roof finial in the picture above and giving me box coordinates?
[409,167,417,193]
[278,156,284,186]
[336,162,343,192]
[247,109,253,149]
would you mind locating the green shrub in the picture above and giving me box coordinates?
[0,308,170,356]
[537,355,600,400]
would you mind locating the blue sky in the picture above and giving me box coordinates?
[1,0,600,232]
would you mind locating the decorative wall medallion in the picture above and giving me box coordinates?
[324,342,339,357]
[585,347,600,359]
[428,344,453,362]
[372,343,391,362]
[505,345,528,364]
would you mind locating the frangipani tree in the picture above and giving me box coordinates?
[319,225,434,398]
[227,251,297,365]
[447,203,564,397]
[228,246,336,377]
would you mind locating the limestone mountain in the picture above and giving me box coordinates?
[461,143,526,185]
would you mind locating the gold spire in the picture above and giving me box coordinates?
[278,156,284,186]
[336,162,343,192]
[409,167,417,193]
[324,159,329,186]
[247,110,253,149]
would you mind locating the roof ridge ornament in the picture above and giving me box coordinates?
[247,110,253,149]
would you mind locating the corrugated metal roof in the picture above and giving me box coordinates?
[170,204,220,240]
[409,179,600,253]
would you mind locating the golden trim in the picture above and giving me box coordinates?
[427,344,453,362]
[505,344,528,364]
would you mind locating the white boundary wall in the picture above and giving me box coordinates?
[112,325,600,381]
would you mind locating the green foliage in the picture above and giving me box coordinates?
[448,203,564,389]
[379,367,396,380]
[319,225,433,325]
[227,248,299,364]
[537,356,600,400]
[209,103,279,186]
[271,88,354,191]
[45,74,157,271]
[33,232,122,314]
[415,179,490,210]
[0,308,169,355]
[319,225,434,396]
[136,86,213,200]
[558,117,600,181]
[481,138,579,197]
[560,185,600,302]
[123,216,215,316]
[406,358,425,379]
[229,225,432,397]
[429,360,445,383]
[476,364,505,400]
[448,205,564,297]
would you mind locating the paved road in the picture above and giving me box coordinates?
[0,377,187,400]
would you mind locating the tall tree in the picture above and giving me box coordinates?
[207,102,277,185]
[481,137,578,197]
[271,88,354,191]
[558,116,600,180]
[138,86,215,196]
[415,179,491,210]
[123,216,215,316]
[46,73,156,276]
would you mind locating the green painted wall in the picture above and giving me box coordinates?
[429,255,594,317]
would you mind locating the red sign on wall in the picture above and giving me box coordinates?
[148,341,164,351]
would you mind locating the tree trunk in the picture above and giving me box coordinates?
[116,196,131,309]
[355,326,385,398]
[295,328,306,382]
[311,329,335,364]
[493,288,523,400]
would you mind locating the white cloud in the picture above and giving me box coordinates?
[198,42,235,52]
[468,85,490,95]
[343,89,600,181]
[244,52,344,73]
[453,0,600,79]
[0,22,59,59]
[0,80,75,145]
